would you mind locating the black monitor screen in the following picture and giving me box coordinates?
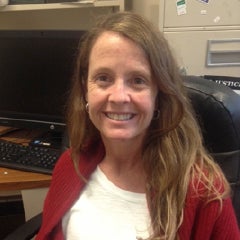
[0,30,85,132]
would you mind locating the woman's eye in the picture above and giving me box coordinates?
[134,77,145,84]
[131,77,148,89]
[94,74,112,87]
[96,75,109,82]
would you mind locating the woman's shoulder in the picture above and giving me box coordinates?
[52,142,104,183]
[187,170,229,203]
[54,149,73,170]
[49,149,78,190]
[50,149,74,178]
[189,160,231,199]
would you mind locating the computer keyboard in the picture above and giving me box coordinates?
[0,139,61,175]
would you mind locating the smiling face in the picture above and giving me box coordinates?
[87,31,157,143]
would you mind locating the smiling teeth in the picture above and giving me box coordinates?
[106,113,133,121]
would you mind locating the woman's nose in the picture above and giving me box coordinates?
[108,80,130,103]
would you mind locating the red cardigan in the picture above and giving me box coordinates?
[36,145,240,240]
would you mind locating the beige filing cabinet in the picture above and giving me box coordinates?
[130,0,240,77]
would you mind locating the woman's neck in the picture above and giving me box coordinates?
[99,137,146,193]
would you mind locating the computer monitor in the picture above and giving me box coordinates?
[0,30,85,134]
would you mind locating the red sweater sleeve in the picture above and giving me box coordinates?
[209,198,240,239]
[179,192,240,239]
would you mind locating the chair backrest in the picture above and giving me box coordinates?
[183,75,240,226]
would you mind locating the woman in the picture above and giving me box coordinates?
[36,12,239,239]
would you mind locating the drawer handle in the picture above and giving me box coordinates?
[206,39,240,67]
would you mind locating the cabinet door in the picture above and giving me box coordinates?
[164,30,240,77]
[164,0,240,28]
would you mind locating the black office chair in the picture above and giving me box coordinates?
[183,75,240,226]
[4,76,240,240]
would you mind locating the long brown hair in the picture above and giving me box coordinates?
[67,11,230,239]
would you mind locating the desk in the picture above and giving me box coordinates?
[0,167,51,220]
[0,167,51,191]
[0,126,52,220]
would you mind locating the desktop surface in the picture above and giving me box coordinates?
[0,166,51,191]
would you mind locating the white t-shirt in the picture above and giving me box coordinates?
[62,166,152,240]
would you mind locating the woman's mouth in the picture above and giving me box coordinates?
[105,113,135,121]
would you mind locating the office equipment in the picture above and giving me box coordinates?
[131,0,240,77]
[0,30,85,134]
[0,139,61,174]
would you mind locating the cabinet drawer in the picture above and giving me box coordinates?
[164,0,240,28]
[164,30,240,77]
